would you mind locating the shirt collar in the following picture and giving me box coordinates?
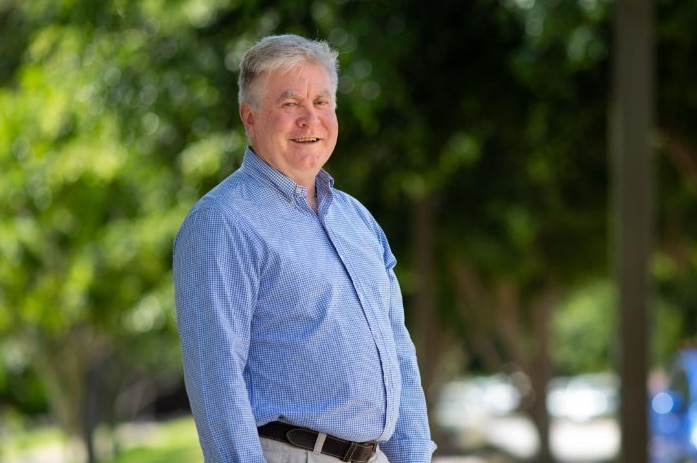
[240,146,334,202]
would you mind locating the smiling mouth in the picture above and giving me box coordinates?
[292,137,320,143]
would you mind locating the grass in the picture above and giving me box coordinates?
[0,424,69,458]
[0,416,204,463]
[108,417,203,463]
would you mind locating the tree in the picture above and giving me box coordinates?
[328,1,611,460]
[3,1,697,462]
[0,1,204,460]
[0,1,611,461]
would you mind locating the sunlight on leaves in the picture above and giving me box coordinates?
[127,295,163,333]
[179,132,242,180]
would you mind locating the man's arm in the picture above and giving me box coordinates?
[368,222,436,463]
[174,205,266,463]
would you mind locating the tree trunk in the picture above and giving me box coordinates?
[528,286,558,463]
[32,327,111,463]
[450,260,505,372]
[412,193,438,384]
[34,334,86,458]
[448,253,563,462]
[410,193,451,451]
[82,362,102,463]
[613,1,653,461]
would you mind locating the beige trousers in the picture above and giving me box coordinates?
[260,437,390,463]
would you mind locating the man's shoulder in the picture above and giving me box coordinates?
[179,171,260,227]
[331,188,374,219]
[195,169,264,210]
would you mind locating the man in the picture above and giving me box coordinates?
[173,34,436,463]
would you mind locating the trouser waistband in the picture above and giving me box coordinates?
[258,421,378,463]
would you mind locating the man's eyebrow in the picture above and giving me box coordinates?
[278,90,299,101]
[276,90,333,102]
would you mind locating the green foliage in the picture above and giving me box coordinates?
[0,0,194,444]
[653,0,697,350]
[552,281,616,374]
[2,4,697,461]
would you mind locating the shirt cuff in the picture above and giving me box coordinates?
[380,438,437,463]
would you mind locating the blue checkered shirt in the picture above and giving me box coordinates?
[174,148,435,463]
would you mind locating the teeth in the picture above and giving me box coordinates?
[295,137,318,143]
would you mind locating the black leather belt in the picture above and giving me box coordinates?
[258,421,378,463]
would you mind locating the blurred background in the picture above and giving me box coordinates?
[0,0,695,462]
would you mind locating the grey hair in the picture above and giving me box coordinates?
[238,34,339,107]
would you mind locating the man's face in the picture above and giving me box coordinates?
[240,62,338,186]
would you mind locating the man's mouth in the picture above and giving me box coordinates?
[292,137,320,143]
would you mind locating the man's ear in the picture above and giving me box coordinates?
[239,102,255,138]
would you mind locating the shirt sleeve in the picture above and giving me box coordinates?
[373,225,438,463]
[173,203,266,463]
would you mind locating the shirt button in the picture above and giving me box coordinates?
[295,186,302,194]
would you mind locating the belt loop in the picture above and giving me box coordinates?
[313,432,327,454]
[341,441,359,462]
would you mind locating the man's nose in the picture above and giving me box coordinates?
[297,104,319,127]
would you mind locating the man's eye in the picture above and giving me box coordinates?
[282,102,297,108]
